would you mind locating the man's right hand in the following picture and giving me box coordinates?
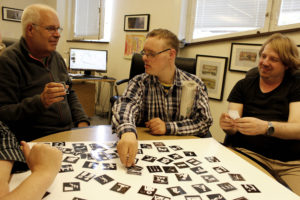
[40,82,67,108]
[219,113,237,135]
[117,132,138,167]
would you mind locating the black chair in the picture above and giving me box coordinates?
[110,53,196,104]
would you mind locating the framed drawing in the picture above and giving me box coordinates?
[196,55,227,101]
[124,34,146,59]
[124,14,150,32]
[2,7,23,22]
[229,43,262,72]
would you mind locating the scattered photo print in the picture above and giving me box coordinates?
[167,186,186,196]
[42,191,50,199]
[59,164,74,173]
[73,144,88,153]
[138,185,157,196]
[127,165,143,176]
[241,184,261,193]
[72,198,86,200]
[82,161,99,169]
[101,163,117,170]
[192,184,211,193]
[153,175,168,184]
[190,166,207,174]
[147,165,163,173]
[52,142,65,147]
[107,152,119,159]
[217,182,237,192]
[207,194,226,200]
[152,194,171,200]
[75,171,95,182]
[63,182,80,192]
[174,162,189,169]
[213,166,229,174]
[137,149,143,154]
[142,155,157,162]
[163,166,178,173]
[89,143,105,150]
[140,143,152,149]
[201,175,219,183]
[94,174,114,185]
[185,195,202,200]
[205,156,220,163]
[110,182,131,194]
[169,145,183,151]
[168,153,183,160]
[183,151,197,157]
[233,197,248,200]
[229,173,245,181]
[186,158,202,166]
[157,146,170,152]
[153,142,166,147]
[175,173,192,181]
[157,157,173,165]
[63,156,80,164]
[62,148,74,154]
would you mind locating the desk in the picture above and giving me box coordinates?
[34,126,270,178]
[71,78,115,118]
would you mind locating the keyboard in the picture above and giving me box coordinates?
[69,74,115,80]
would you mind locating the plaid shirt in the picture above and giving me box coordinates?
[0,121,25,163]
[112,68,213,137]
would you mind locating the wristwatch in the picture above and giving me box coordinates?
[266,121,274,136]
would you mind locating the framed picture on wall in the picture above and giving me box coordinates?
[229,43,262,72]
[2,7,23,22]
[124,14,150,32]
[196,55,227,101]
[124,34,146,59]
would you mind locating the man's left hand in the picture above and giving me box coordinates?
[145,118,166,135]
[234,117,268,135]
[77,122,89,127]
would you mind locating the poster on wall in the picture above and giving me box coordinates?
[124,34,146,59]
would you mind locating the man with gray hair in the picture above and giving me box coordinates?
[0,4,89,141]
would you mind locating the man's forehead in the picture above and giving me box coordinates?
[144,37,167,51]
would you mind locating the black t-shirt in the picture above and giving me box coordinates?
[227,72,300,161]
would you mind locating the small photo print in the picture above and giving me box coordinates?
[75,171,95,182]
[63,182,80,192]
[192,184,211,193]
[183,151,197,157]
[167,186,186,196]
[147,165,163,173]
[169,145,183,151]
[140,143,152,149]
[186,158,202,166]
[152,194,171,200]
[201,175,219,183]
[175,173,192,181]
[229,173,245,181]
[205,156,220,163]
[185,195,202,200]
[142,155,157,162]
[157,146,170,152]
[101,163,117,170]
[163,166,178,173]
[153,142,166,147]
[157,157,173,165]
[94,174,114,185]
[190,166,207,175]
[59,164,74,173]
[63,156,80,164]
[207,194,226,200]
[110,182,131,194]
[213,166,229,174]
[153,175,168,184]
[174,162,189,169]
[138,185,157,196]
[168,153,183,160]
[72,198,86,200]
[52,142,65,147]
[82,161,99,169]
[241,184,261,193]
[217,182,237,192]
[233,197,248,200]
[137,149,143,154]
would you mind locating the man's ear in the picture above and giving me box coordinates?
[26,24,34,37]
[169,48,177,60]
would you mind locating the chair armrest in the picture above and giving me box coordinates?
[116,78,129,85]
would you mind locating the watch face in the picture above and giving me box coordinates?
[267,122,274,136]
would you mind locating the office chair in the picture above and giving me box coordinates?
[110,53,197,105]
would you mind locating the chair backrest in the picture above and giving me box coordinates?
[128,53,196,80]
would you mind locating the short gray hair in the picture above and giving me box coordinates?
[21,4,57,37]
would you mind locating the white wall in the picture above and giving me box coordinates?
[1,0,300,142]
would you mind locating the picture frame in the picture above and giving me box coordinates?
[124,14,150,32]
[229,43,262,72]
[196,55,227,101]
[124,34,146,59]
[2,7,23,22]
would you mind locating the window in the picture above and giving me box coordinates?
[186,0,300,43]
[72,0,112,41]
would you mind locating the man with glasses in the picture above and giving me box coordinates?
[0,4,89,142]
[112,29,212,167]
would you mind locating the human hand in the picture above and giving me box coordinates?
[234,117,268,135]
[40,82,67,108]
[219,113,237,134]
[145,118,166,135]
[77,121,89,128]
[0,161,13,198]
[117,132,138,167]
[21,141,62,177]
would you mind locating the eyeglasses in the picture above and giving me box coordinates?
[32,24,63,34]
[140,48,171,58]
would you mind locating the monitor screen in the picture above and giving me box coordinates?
[69,48,107,75]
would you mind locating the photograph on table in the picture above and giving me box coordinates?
[196,54,227,101]
[229,43,262,72]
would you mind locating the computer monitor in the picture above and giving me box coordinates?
[69,48,107,76]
